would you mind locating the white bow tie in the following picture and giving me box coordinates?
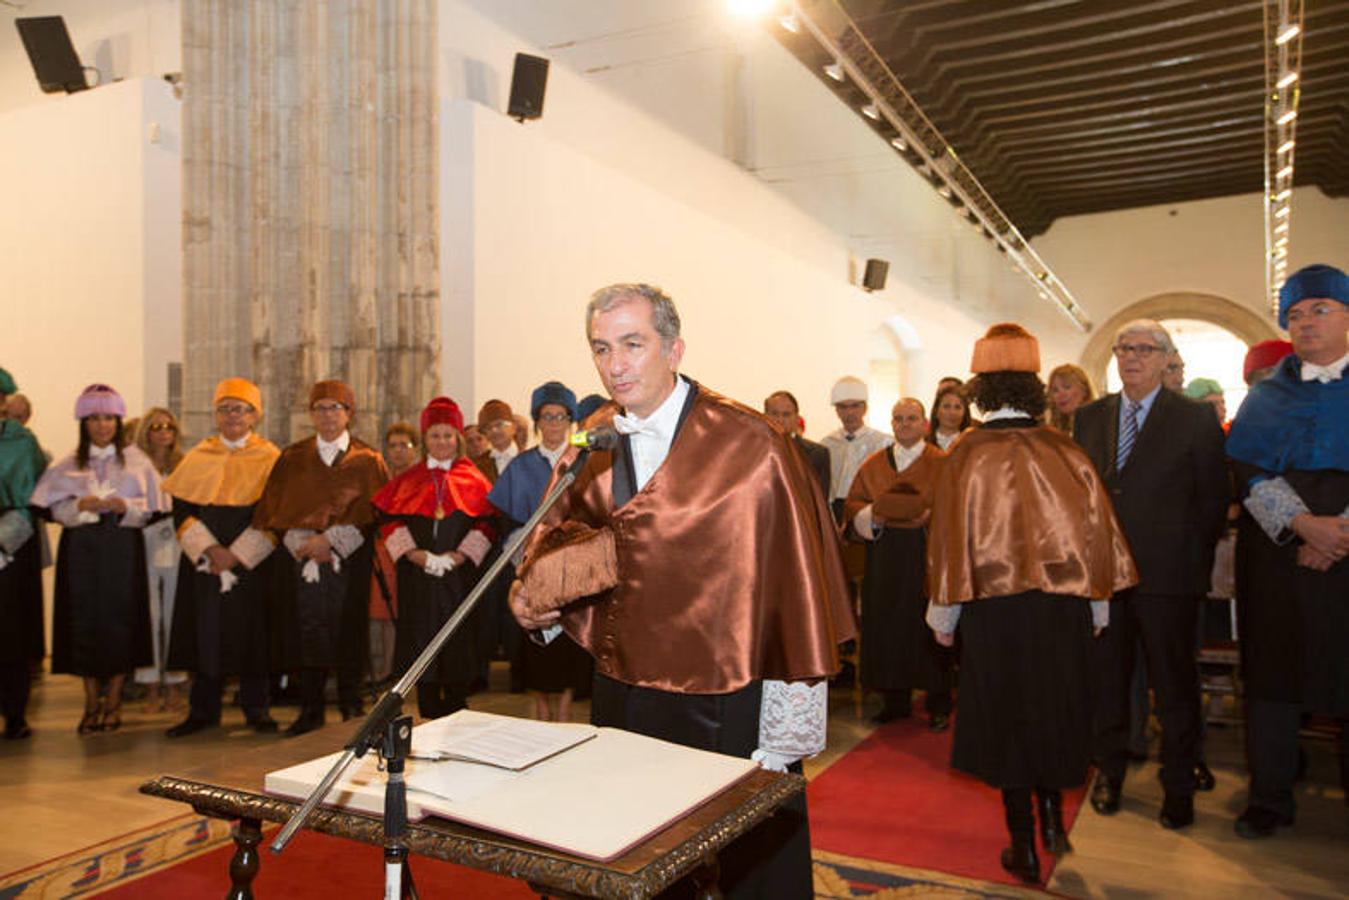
[611,413,660,438]
[426,457,454,470]
[1301,362,1341,384]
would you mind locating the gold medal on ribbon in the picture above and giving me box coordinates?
[434,506,445,520]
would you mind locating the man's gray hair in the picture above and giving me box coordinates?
[586,283,682,348]
[1115,318,1175,354]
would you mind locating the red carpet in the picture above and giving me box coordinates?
[92,828,535,898]
[808,715,1085,889]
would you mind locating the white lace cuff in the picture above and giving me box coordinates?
[458,529,491,567]
[384,525,416,562]
[118,499,150,529]
[1245,477,1309,544]
[926,601,961,635]
[52,498,96,528]
[323,523,364,559]
[177,517,217,563]
[852,504,881,541]
[756,679,827,764]
[282,528,316,560]
[0,510,34,556]
[230,527,276,570]
[1091,599,1109,629]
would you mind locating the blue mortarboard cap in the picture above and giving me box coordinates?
[530,381,577,421]
[1278,264,1349,329]
[576,393,607,423]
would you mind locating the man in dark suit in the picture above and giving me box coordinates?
[764,390,832,497]
[1073,319,1228,830]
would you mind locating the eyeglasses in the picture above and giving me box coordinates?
[1164,362,1184,373]
[147,423,177,432]
[215,404,254,416]
[537,412,571,423]
[1286,301,1342,324]
[386,440,415,450]
[312,402,347,414]
[1112,342,1164,358]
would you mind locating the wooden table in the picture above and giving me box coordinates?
[140,722,804,899]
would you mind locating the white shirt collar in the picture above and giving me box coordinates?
[89,443,117,460]
[538,441,567,468]
[426,455,454,471]
[489,444,518,468]
[220,433,250,451]
[1301,350,1349,383]
[983,406,1034,422]
[892,440,924,471]
[317,430,351,466]
[613,375,688,440]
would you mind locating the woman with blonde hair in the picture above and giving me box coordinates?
[134,407,188,711]
[1046,364,1095,433]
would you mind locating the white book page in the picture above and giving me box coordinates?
[411,710,598,771]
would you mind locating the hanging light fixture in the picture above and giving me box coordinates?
[1262,0,1305,317]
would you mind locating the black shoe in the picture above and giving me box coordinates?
[247,715,279,734]
[1234,806,1293,839]
[1159,794,1194,830]
[3,722,32,740]
[285,712,324,738]
[999,842,1040,884]
[165,718,216,738]
[1037,790,1072,855]
[928,713,950,733]
[1089,774,1122,815]
[1193,761,1216,792]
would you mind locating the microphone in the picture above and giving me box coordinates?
[569,427,619,452]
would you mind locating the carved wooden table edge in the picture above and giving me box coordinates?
[140,771,804,899]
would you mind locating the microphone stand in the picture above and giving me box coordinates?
[270,438,608,897]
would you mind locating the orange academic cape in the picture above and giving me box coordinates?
[843,442,946,529]
[926,423,1138,606]
[523,382,856,694]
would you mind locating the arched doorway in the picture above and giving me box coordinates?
[1083,292,1282,399]
[865,315,920,429]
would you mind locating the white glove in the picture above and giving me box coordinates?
[422,552,456,577]
[750,748,796,773]
[219,569,239,594]
[0,551,9,571]
[301,559,321,583]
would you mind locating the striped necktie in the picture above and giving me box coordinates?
[1117,399,1139,469]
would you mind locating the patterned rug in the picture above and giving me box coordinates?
[1,818,1033,898]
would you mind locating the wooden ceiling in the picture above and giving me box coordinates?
[775,0,1349,237]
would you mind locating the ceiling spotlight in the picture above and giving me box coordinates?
[1277,139,1296,154]
[1276,164,1294,179]
[1274,188,1291,201]
[1276,71,1299,89]
[777,13,800,33]
[936,184,953,199]
[890,136,907,151]
[1275,23,1301,45]
[1274,220,1289,234]
[861,102,880,120]
[823,61,845,82]
[1276,109,1297,125]
[1275,205,1291,218]
[1275,235,1289,248]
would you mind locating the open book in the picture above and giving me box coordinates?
[409,709,597,770]
[264,710,759,861]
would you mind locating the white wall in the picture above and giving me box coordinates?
[0,77,182,450]
[1032,187,1349,354]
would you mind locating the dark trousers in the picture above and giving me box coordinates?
[1094,593,1201,796]
[188,672,270,724]
[0,662,30,728]
[416,682,467,720]
[880,688,952,717]
[591,674,812,900]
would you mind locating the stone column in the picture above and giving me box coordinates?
[181,0,439,446]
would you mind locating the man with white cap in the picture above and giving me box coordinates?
[820,376,893,524]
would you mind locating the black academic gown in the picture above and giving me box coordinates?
[166,502,273,677]
[50,514,153,677]
[392,510,482,694]
[0,523,42,665]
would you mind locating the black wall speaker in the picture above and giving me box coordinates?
[862,258,889,292]
[15,16,88,94]
[508,53,549,122]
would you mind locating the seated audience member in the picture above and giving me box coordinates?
[31,385,166,734]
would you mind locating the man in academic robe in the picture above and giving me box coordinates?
[470,399,517,484]
[164,378,282,737]
[844,398,951,728]
[1074,319,1228,830]
[510,283,854,898]
[820,376,893,525]
[763,390,831,496]
[0,367,46,739]
[252,380,388,736]
[1227,264,1349,838]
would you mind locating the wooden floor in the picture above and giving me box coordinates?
[2,671,1346,898]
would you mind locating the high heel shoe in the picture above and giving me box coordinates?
[100,703,123,732]
[78,706,102,735]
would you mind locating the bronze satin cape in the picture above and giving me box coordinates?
[525,383,855,694]
[927,424,1137,605]
[843,442,945,528]
[252,436,388,532]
